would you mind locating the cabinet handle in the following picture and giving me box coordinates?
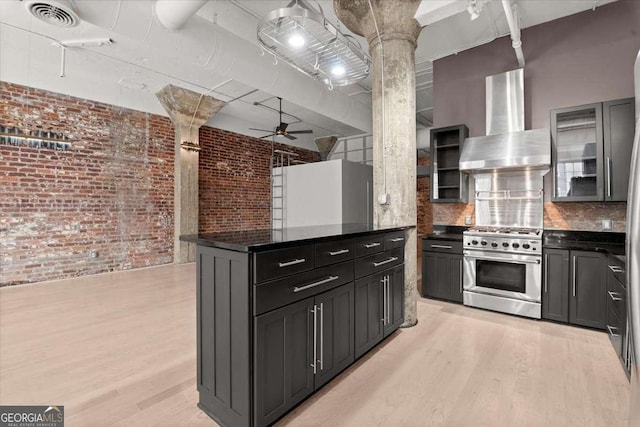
[311,306,317,374]
[459,259,463,294]
[385,276,390,325]
[607,157,612,198]
[381,276,387,325]
[365,242,381,248]
[572,255,577,297]
[544,254,548,293]
[608,291,622,301]
[329,249,349,256]
[279,258,306,268]
[430,244,452,249]
[608,265,625,273]
[373,256,399,267]
[390,237,405,242]
[319,303,324,371]
[606,325,620,337]
[293,276,339,293]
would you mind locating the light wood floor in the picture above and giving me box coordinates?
[0,263,630,426]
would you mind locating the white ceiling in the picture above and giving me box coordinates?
[0,0,618,151]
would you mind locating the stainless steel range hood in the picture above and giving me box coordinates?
[459,69,551,172]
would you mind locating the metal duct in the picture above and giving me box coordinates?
[72,1,372,134]
[155,0,208,31]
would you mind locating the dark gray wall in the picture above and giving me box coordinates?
[433,0,640,135]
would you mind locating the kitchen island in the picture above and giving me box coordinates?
[181,224,409,427]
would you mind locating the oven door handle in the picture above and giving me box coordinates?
[463,252,541,264]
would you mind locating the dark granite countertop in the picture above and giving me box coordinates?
[422,225,467,241]
[181,223,413,253]
[543,229,625,256]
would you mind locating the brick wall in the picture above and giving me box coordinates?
[417,156,432,236]
[198,127,320,233]
[1,82,174,286]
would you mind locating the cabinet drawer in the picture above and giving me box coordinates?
[254,244,314,284]
[422,239,462,254]
[607,260,626,287]
[315,238,355,268]
[355,234,386,257]
[606,302,624,359]
[607,272,626,320]
[355,248,404,279]
[384,231,406,251]
[254,261,353,316]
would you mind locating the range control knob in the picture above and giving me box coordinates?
[502,242,509,248]
[512,243,520,249]
[522,243,531,249]
[491,242,498,248]
[481,241,488,246]
[472,240,478,245]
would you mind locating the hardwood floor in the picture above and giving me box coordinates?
[0,263,630,426]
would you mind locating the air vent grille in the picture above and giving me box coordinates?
[26,1,79,27]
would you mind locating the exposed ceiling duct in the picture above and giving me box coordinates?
[23,0,79,27]
[155,0,208,31]
[501,0,525,67]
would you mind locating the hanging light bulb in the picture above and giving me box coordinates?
[331,64,346,77]
[288,33,305,47]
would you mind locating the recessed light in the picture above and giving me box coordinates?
[331,64,346,77]
[288,33,305,47]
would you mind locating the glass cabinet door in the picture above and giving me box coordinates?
[551,103,604,201]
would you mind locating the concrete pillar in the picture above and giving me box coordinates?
[156,85,226,263]
[334,0,422,327]
[314,136,338,161]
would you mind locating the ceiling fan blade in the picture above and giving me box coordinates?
[249,128,274,132]
[259,133,276,139]
[284,134,297,140]
[286,130,313,134]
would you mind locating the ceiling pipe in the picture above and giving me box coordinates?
[155,0,208,31]
[501,0,525,67]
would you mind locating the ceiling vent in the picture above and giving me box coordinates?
[24,0,80,27]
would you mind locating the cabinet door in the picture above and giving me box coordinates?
[254,298,314,427]
[384,265,404,337]
[569,250,607,329]
[542,249,569,323]
[603,98,636,201]
[354,273,384,359]
[551,103,604,201]
[314,283,355,389]
[422,252,448,300]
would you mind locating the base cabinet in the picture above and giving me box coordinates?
[542,248,607,329]
[422,238,463,303]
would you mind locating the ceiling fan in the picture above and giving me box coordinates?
[250,97,313,140]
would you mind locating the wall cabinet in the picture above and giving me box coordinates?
[542,248,606,329]
[421,238,463,303]
[551,98,635,202]
[187,227,406,427]
[430,124,469,202]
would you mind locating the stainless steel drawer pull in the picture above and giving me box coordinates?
[390,237,405,242]
[608,265,625,273]
[607,325,620,337]
[430,244,452,249]
[329,249,349,256]
[373,256,399,267]
[365,242,382,248]
[608,291,622,301]
[279,258,306,268]
[293,275,339,293]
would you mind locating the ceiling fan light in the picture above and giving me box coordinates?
[288,33,305,47]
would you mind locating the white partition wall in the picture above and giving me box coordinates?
[274,159,373,228]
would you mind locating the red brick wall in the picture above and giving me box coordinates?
[198,127,320,232]
[0,82,175,286]
[417,156,432,236]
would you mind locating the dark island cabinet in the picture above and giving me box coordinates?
[542,248,607,329]
[542,248,570,322]
[184,226,407,427]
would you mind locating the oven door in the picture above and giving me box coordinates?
[463,250,542,302]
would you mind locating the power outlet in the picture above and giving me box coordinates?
[377,193,390,205]
[465,216,472,225]
[89,250,99,258]
[602,219,612,231]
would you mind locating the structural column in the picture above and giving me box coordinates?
[334,0,422,327]
[156,85,226,263]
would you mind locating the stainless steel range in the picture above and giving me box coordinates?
[463,227,543,319]
[458,68,551,319]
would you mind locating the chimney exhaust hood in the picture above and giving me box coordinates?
[459,69,551,172]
